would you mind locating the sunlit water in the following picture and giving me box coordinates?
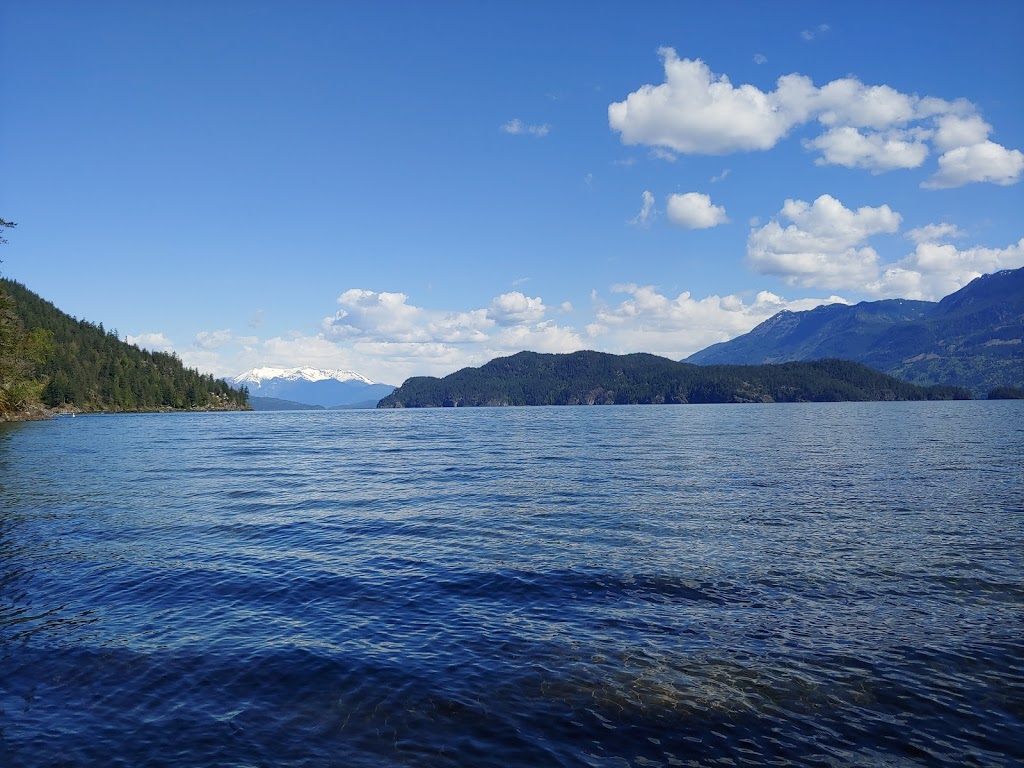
[1,403,1022,767]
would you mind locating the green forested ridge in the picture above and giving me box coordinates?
[0,287,51,416]
[0,217,49,416]
[988,386,1024,399]
[0,278,249,417]
[378,350,972,408]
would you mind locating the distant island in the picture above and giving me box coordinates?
[377,351,972,408]
[0,278,250,421]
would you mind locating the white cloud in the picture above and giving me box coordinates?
[608,49,813,154]
[323,289,492,344]
[126,332,175,352]
[806,126,929,172]
[501,118,551,137]
[166,282,852,383]
[589,284,848,358]
[630,189,657,227]
[609,51,1022,185]
[922,140,1024,188]
[666,192,729,229]
[905,223,964,245]
[748,197,1022,299]
[487,292,546,325]
[710,168,731,183]
[194,329,235,349]
[933,114,991,152]
[814,80,917,130]
[801,24,830,42]
[487,321,585,356]
[650,147,678,162]
[866,236,1024,299]
[747,194,901,288]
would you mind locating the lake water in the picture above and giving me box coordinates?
[1,403,1022,767]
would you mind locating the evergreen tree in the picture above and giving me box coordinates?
[1,277,251,415]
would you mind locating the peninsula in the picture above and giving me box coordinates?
[377,351,972,408]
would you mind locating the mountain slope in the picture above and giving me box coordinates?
[378,351,970,408]
[1,278,250,414]
[686,268,1024,395]
[231,366,395,407]
[232,366,375,386]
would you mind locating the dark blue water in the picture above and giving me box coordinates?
[1,403,1022,767]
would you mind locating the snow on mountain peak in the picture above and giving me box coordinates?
[231,366,376,386]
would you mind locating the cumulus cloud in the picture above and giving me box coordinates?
[922,140,1024,188]
[805,126,929,172]
[179,290,567,384]
[905,223,964,245]
[866,236,1024,299]
[589,284,848,358]
[608,49,814,154]
[932,114,992,152]
[630,190,657,227]
[194,329,235,349]
[814,80,918,130]
[488,321,584,356]
[501,118,551,137]
[311,288,585,377]
[153,278,879,384]
[126,332,175,352]
[748,196,1022,298]
[747,194,901,288]
[323,289,492,343]
[487,292,546,325]
[666,192,728,229]
[609,50,1022,186]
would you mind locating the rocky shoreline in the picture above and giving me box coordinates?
[1,403,252,422]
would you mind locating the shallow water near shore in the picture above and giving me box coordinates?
[1,402,1022,766]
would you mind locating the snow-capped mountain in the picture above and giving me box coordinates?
[229,367,395,408]
[231,366,376,387]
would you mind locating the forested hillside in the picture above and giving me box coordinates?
[378,351,971,408]
[686,268,1024,395]
[0,278,249,417]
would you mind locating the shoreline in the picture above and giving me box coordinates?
[0,404,252,423]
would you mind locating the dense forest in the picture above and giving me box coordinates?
[0,276,249,419]
[378,351,973,408]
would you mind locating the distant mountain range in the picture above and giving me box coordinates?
[230,366,395,409]
[686,268,1024,396]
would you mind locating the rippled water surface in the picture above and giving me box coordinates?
[1,403,1022,766]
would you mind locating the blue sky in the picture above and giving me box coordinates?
[2,1,1022,384]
